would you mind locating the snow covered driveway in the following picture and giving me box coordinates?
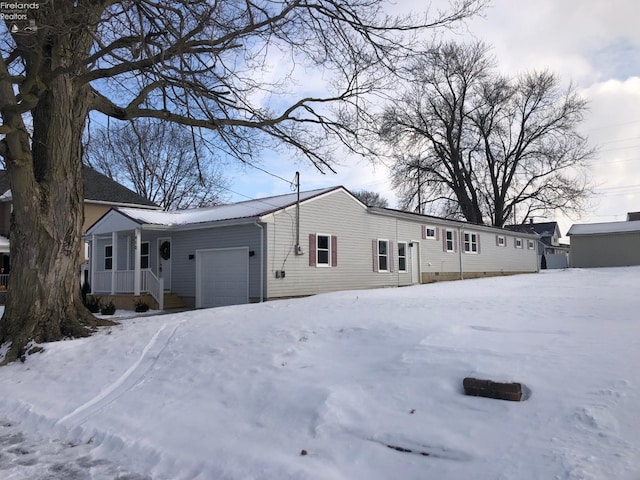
[0,267,639,479]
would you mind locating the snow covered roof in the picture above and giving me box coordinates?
[567,220,640,236]
[117,186,339,227]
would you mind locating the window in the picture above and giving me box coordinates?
[464,232,478,253]
[497,235,506,247]
[445,230,454,252]
[378,240,389,271]
[140,242,150,269]
[425,227,436,239]
[528,239,535,250]
[515,238,523,249]
[309,233,337,267]
[316,234,330,266]
[104,245,113,270]
[398,242,407,272]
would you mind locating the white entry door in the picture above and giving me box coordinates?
[158,237,172,291]
[196,247,249,308]
[410,241,420,284]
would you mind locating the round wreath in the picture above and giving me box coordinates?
[159,241,171,260]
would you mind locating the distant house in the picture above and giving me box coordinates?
[627,211,640,221]
[567,219,640,268]
[85,186,539,310]
[505,220,569,269]
[0,167,159,299]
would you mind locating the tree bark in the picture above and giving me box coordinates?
[0,29,103,364]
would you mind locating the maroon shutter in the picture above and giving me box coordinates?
[495,235,499,246]
[331,236,338,267]
[372,240,378,272]
[454,231,458,252]
[435,227,440,241]
[442,231,447,252]
[389,241,394,272]
[477,234,481,254]
[309,234,316,266]
[421,226,426,239]
[514,238,517,248]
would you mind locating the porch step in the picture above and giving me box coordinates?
[162,292,186,310]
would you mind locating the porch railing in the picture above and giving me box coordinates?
[91,269,163,310]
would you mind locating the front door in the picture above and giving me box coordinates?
[410,241,420,284]
[158,237,172,291]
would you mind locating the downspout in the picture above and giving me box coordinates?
[254,221,264,302]
[458,225,464,280]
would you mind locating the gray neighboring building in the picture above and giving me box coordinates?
[567,220,640,268]
[85,186,539,309]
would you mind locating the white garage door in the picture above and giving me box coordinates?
[196,247,249,308]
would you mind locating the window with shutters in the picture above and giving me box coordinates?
[309,233,337,267]
[496,235,506,247]
[515,238,523,249]
[425,227,436,239]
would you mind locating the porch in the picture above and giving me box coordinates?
[91,268,165,310]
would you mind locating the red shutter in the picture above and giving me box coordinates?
[421,225,426,239]
[372,240,378,272]
[309,234,316,266]
[389,241,394,272]
[331,236,338,267]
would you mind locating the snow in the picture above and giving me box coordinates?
[568,220,640,235]
[118,187,336,227]
[1,267,640,479]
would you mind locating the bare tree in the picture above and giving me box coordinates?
[85,119,228,210]
[0,1,484,362]
[351,189,389,208]
[380,41,594,226]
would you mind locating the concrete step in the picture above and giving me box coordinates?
[162,292,186,310]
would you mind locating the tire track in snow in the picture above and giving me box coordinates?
[57,321,181,427]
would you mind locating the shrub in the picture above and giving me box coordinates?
[133,298,150,313]
[85,295,101,313]
[100,300,116,315]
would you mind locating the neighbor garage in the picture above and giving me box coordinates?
[568,220,640,268]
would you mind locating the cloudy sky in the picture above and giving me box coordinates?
[227,0,640,238]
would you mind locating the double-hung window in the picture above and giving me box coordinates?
[464,232,478,253]
[378,239,389,271]
[140,242,150,269]
[398,242,407,272]
[104,245,113,270]
[316,234,330,266]
[445,230,454,252]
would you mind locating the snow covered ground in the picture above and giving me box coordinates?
[0,267,639,479]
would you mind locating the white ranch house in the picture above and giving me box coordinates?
[85,187,540,309]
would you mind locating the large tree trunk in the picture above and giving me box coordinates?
[0,32,102,364]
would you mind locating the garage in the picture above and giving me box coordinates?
[196,247,249,308]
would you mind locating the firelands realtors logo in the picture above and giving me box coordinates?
[1,2,42,34]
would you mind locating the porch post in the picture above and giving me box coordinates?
[111,231,118,295]
[134,228,141,296]
[90,234,97,294]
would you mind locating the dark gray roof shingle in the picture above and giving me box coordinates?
[0,166,158,208]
